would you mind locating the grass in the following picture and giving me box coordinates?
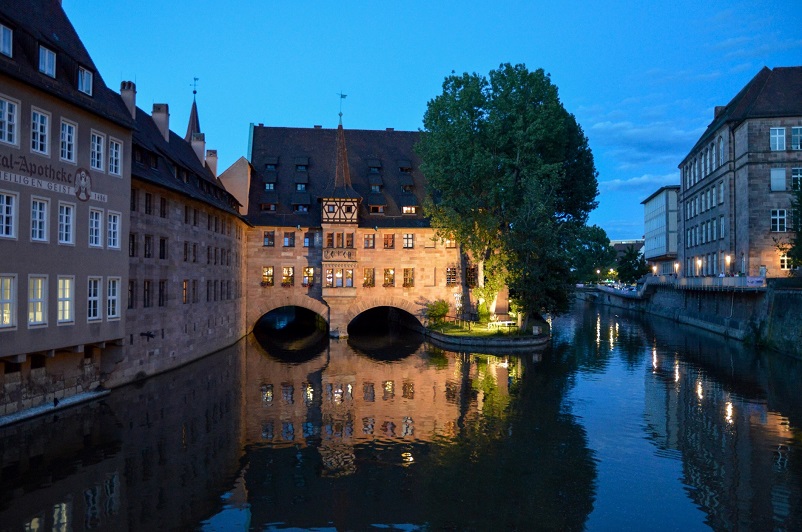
[429,321,528,337]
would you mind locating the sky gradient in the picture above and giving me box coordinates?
[65,1,802,240]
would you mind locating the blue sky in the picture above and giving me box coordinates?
[66,1,802,240]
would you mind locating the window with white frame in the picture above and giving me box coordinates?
[793,168,802,191]
[87,277,101,321]
[30,197,47,242]
[0,274,15,328]
[90,132,104,171]
[77,67,93,96]
[403,233,414,248]
[108,138,121,175]
[89,208,103,247]
[30,109,49,154]
[0,96,17,145]
[28,275,47,326]
[770,128,786,151]
[38,46,55,77]
[58,202,74,244]
[107,277,120,318]
[57,276,73,324]
[0,190,16,238]
[60,120,76,162]
[0,24,11,57]
[792,127,802,150]
[107,211,120,249]
[771,209,788,232]
[780,254,792,271]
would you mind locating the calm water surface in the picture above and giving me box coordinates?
[1,302,801,531]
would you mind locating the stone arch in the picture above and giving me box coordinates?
[344,296,424,328]
[248,293,329,333]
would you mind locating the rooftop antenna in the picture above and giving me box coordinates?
[191,77,199,99]
[337,91,347,124]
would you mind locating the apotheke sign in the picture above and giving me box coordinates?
[0,152,107,203]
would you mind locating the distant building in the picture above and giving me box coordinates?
[0,1,135,413]
[678,66,802,277]
[610,239,644,260]
[641,186,679,275]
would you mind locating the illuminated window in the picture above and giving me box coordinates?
[364,233,375,248]
[780,254,792,270]
[28,275,47,325]
[0,275,15,328]
[263,231,275,247]
[446,267,458,286]
[363,268,375,287]
[303,267,314,286]
[383,268,395,287]
[403,233,414,248]
[402,206,417,214]
[88,277,102,319]
[444,238,457,248]
[57,276,73,324]
[403,268,414,287]
[282,266,294,287]
[383,234,394,249]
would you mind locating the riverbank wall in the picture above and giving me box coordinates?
[580,278,802,358]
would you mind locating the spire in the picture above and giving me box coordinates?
[334,115,352,190]
[185,78,201,142]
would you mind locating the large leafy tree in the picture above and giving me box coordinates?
[417,63,599,321]
[616,245,649,284]
[571,225,618,283]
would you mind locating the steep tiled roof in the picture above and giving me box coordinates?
[132,104,242,218]
[0,0,134,129]
[248,125,428,228]
[683,66,802,161]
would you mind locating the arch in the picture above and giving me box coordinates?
[344,295,424,327]
[248,293,329,333]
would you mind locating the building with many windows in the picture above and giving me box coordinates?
[0,0,135,413]
[678,66,802,278]
[642,186,679,275]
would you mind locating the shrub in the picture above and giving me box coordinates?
[424,299,450,325]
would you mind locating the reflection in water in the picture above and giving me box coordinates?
[1,302,802,530]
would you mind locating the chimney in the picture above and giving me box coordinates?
[714,106,726,118]
[152,104,170,142]
[314,125,322,129]
[206,149,218,176]
[191,132,206,165]
[120,81,136,119]
[386,127,394,132]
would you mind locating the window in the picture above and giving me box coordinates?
[383,268,395,287]
[159,237,167,259]
[282,266,294,287]
[403,233,414,249]
[60,120,76,162]
[792,168,802,191]
[38,46,55,77]
[260,203,277,212]
[192,280,198,302]
[383,234,394,249]
[144,193,153,215]
[444,238,457,248]
[466,265,478,287]
[107,278,120,318]
[265,183,274,191]
[90,132,105,170]
[719,182,724,204]
[792,127,802,151]
[158,280,167,307]
[129,233,138,257]
[446,267,458,286]
[0,191,15,238]
[364,233,375,248]
[58,203,74,244]
[294,204,309,213]
[263,230,275,247]
[770,128,786,151]
[720,216,725,240]
[402,206,417,214]
[143,280,152,308]
[283,232,295,247]
[108,138,122,175]
[370,184,381,193]
[131,189,138,211]
[107,212,120,249]
[182,279,189,304]
[88,208,102,247]
[0,24,11,57]
[77,67,93,95]
[296,183,306,191]
[87,277,101,320]
[771,209,787,232]
[363,268,375,287]
[0,275,15,328]
[55,276,73,324]
[31,109,48,154]
[403,268,414,287]
[303,267,314,287]
[771,168,786,191]
[27,275,48,327]
[780,254,792,271]
[261,266,274,286]
[144,235,153,258]
[30,198,47,242]
[370,205,384,214]
[0,96,17,145]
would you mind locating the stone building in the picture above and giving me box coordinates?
[641,185,679,275]
[678,66,802,278]
[104,83,248,387]
[0,0,135,414]
[223,120,497,337]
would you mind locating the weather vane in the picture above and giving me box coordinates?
[337,91,347,118]
[191,77,199,96]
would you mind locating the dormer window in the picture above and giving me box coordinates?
[265,183,274,191]
[296,164,307,172]
[260,203,276,212]
[38,46,56,78]
[370,184,381,193]
[369,166,380,173]
[402,185,413,193]
[402,206,417,214]
[0,24,12,58]
[265,164,276,171]
[398,159,412,174]
[294,204,309,213]
[296,183,307,191]
[78,67,93,96]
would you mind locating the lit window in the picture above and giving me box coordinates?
[60,120,75,162]
[383,268,395,287]
[58,202,74,244]
[780,254,792,271]
[0,24,11,57]
[78,67,93,95]
[303,267,314,287]
[282,266,294,287]
[364,233,375,248]
[30,198,47,242]
[0,96,17,145]
[383,234,394,249]
[91,132,104,171]
[363,268,375,287]
[403,268,414,287]
[403,233,414,248]
[446,267,458,286]
[107,212,120,249]
[444,238,457,248]
[108,138,122,175]
[38,46,55,77]
[771,209,787,232]
[88,208,103,247]
[31,109,48,154]
[370,205,384,214]
[770,128,786,151]
[28,275,47,326]
[402,206,417,214]
[0,274,15,328]
[263,231,275,247]
[261,266,274,286]
[107,278,120,318]
[57,276,73,324]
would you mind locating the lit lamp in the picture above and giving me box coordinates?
[652,265,658,276]
[725,254,731,274]
[674,262,679,275]
[696,258,703,276]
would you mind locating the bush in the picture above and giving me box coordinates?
[424,299,450,325]
[477,301,491,324]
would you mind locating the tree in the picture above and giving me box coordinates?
[417,63,599,323]
[616,245,649,284]
[571,225,617,283]
[772,185,802,275]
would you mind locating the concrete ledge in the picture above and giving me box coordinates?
[425,329,550,353]
[0,388,110,428]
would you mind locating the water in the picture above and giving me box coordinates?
[1,301,801,531]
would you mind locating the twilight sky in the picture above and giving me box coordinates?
[65,0,802,240]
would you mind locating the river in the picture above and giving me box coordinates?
[1,301,801,531]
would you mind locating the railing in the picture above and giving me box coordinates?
[643,275,767,290]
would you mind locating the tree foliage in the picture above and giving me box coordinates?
[423,299,450,325]
[774,185,802,275]
[616,245,649,284]
[571,225,617,283]
[417,63,598,319]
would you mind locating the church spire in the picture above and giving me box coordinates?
[334,112,353,191]
[185,78,201,142]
